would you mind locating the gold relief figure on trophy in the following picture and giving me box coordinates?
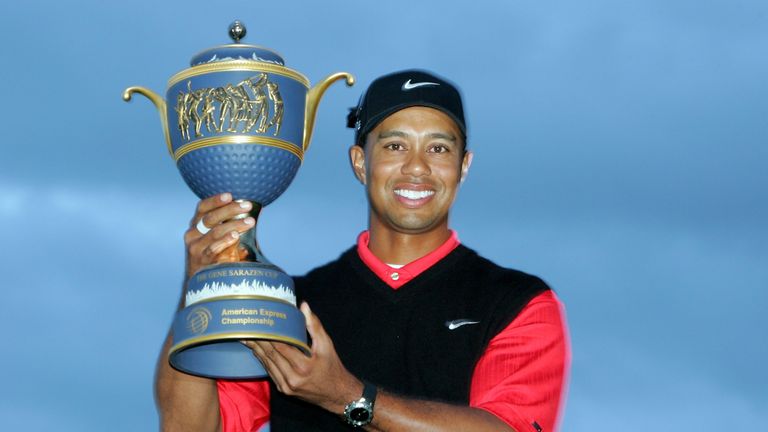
[214,87,230,133]
[202,89,218,133]
[224,84,243,132]
[218,85,236,132]
[175,93,190,141]
[189,85,206,138]
[181,91,195,140]
[266,82,283,136]
[241,74,268,133]
[253,81,270,133]
[175,73,287,142]
[234,84,252,131]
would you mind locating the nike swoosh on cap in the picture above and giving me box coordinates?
[445,319,480,330]
[402,79,440,91]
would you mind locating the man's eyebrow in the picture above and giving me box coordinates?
[376,130,409,140]
[428,132,457,142]
[376,131,457,142]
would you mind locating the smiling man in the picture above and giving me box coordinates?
[156,70,569,432]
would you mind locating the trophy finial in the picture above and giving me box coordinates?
[229,20,247,43]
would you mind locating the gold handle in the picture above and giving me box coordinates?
[303,72,355,153]
[123,86,173,157]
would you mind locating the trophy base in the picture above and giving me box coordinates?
[170,297,309,379]
[169,262,308,379]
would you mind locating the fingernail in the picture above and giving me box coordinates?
[230,231,240,239]
[221,193,232,202]
[239,201,252,209]
[244,217,255,226]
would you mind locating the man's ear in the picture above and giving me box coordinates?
[349,145,367,185]
[460,150,473,183]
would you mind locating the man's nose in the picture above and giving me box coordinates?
[401,151,431,177]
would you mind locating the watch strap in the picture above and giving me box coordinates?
[361,380,377,406]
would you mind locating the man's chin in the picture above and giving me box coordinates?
[386,216,448,235]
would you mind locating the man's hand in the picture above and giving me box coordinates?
[242,302,364,415]
[185,192,255,278]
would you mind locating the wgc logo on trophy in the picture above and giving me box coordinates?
[124,21,354,378]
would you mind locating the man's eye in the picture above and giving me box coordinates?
[429,145,449,153]
[385,143,405,151]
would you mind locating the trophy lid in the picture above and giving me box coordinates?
[190,21,285,67]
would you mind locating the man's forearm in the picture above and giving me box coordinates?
[155,334,221,432]
[364,390,515,432]
[153,193,253,431]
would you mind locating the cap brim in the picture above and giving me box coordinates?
[358,101,467,144]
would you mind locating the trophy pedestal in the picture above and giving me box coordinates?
[169,262,309,379]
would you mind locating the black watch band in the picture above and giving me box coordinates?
[362,380,377,404]
[343,380,377,427]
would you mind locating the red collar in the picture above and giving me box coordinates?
[356,230,461,289]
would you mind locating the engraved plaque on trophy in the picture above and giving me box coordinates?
[124,21,354,378]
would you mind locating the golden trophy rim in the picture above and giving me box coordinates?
[167,61,311,90]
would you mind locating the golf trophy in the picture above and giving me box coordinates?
[123,21,354,378]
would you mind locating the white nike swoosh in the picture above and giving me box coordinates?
[402,79,440,91]
[446,320,480,330]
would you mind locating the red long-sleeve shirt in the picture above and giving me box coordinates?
[218,232,569,431]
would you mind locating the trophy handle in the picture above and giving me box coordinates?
[303,72,355,153]
[123,86,174,157]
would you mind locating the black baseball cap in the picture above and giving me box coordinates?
[346,69,467,146]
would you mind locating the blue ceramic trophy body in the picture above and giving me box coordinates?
[124,21,354,378]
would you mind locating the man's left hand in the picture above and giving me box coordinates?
[243,302,363,415]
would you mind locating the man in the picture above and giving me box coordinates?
[156,70,569,431]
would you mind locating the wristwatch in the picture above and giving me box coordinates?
[343,380,377,427]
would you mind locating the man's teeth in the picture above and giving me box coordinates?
[395,189,435,200]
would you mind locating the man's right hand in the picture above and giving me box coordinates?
[184,192,256,279]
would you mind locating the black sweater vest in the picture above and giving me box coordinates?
[270,245,549,431]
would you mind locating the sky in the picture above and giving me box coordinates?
[0,0,766,430]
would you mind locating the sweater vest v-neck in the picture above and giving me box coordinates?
[270,244,550,431]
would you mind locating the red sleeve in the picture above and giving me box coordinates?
[469,290,570,432]
[217,379,270,432]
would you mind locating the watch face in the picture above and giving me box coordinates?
[350,407,371,423]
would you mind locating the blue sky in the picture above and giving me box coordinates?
[1,0,766,430]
